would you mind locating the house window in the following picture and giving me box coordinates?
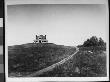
[42,41,47,43]
[39,40,41,43]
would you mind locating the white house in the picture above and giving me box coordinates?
[33,35,48,43]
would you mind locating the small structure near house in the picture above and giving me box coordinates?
[33,35,48,43]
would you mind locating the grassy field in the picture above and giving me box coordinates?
[8,43,76,77]
[38,46,107,77]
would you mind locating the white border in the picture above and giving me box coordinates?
[5,0,109,82]
[6,0,107,5]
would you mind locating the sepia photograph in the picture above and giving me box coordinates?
[6,0,109,82]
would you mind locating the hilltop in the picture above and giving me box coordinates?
[8,43,76,76]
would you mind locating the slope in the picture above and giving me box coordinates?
[8,43,76,76]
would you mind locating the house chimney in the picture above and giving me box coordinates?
[45,35,46,39]
[36,35,38,39]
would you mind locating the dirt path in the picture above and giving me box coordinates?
[26,47,79,77]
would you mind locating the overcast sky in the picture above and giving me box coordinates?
[7,4,108,46]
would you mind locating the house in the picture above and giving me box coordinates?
[33,35,48,43]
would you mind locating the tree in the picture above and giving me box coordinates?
[83,39,90,47]
[98,37,106,47]
[89,36,99,46]
[83,36,106,47]
[83,36,99,47]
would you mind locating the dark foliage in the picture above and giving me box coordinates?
[83,36,106,47]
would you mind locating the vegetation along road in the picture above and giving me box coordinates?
[26,47,79,77]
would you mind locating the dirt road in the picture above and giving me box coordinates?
[26,47,79,77]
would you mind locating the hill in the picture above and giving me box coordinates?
[38,46,106,77]
[8,43,76,77]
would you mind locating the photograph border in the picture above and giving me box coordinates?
[5,0,109,82]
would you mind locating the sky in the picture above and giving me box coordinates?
[7,4,108,46]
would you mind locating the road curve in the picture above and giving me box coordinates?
[26,47,79,77]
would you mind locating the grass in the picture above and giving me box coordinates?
[38,46,107,77]
[8,43,76,77]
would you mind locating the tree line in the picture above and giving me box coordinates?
[78,36,106,47]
